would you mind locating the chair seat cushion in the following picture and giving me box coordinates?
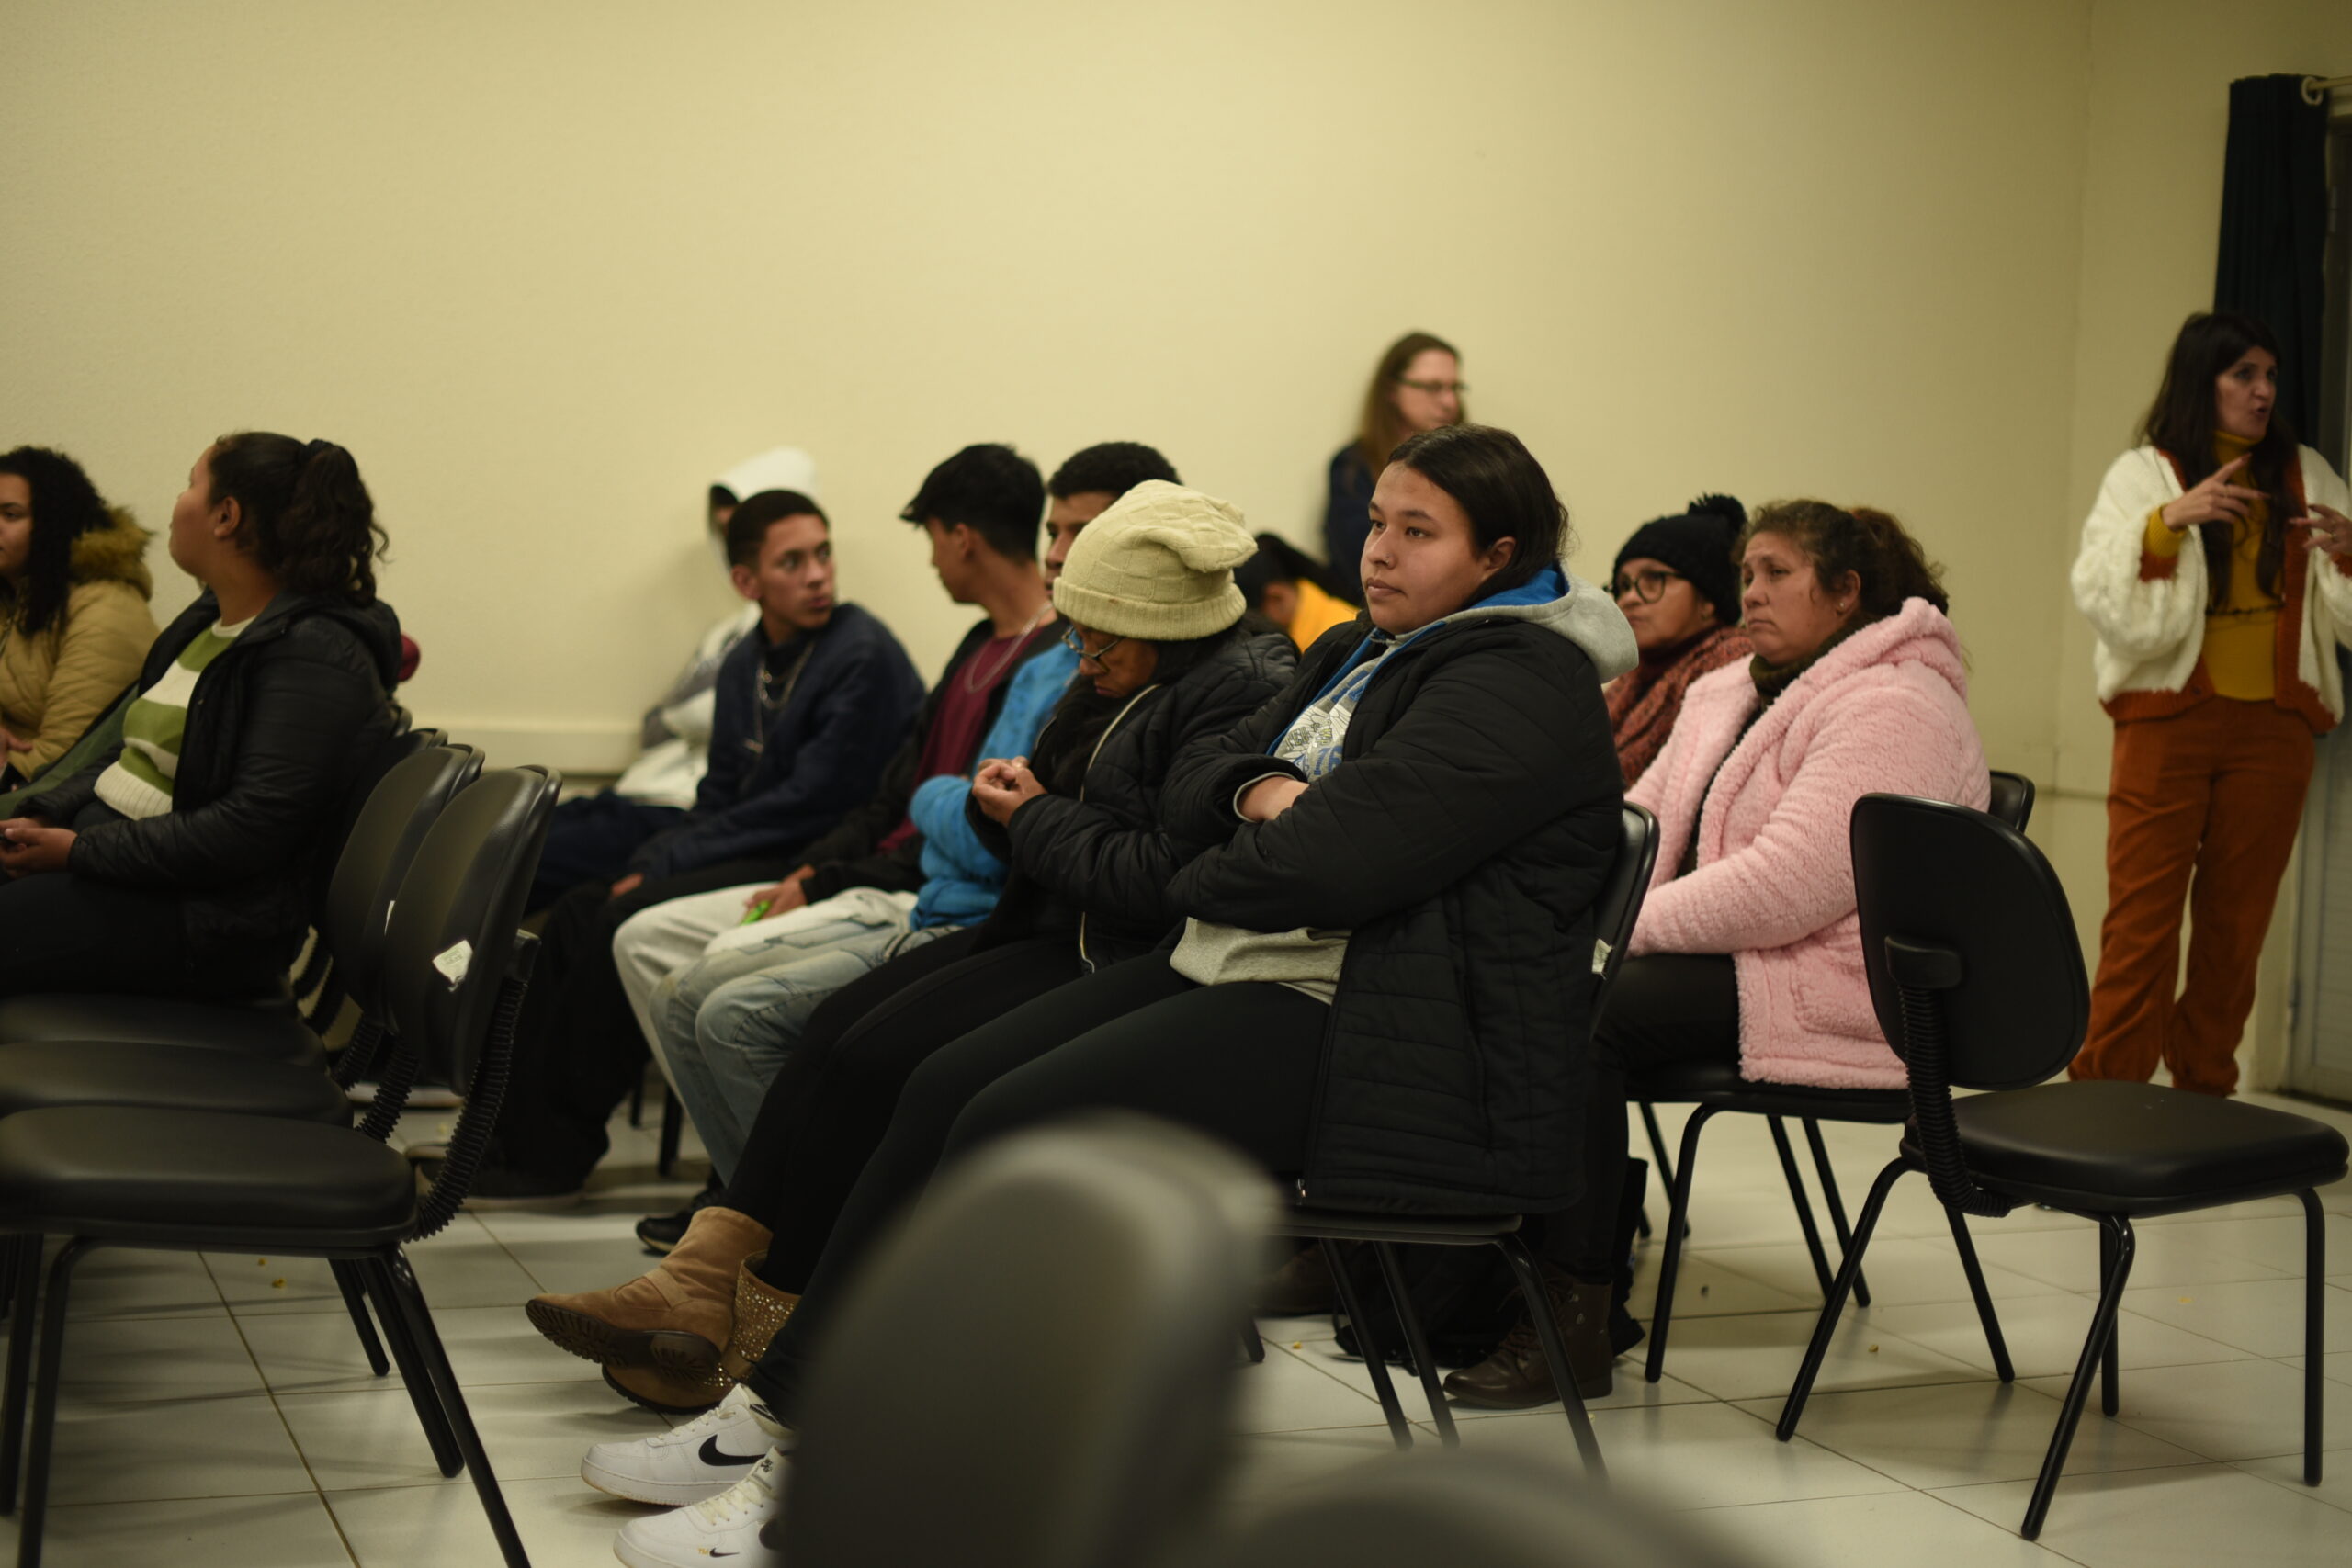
[0,1043,350,1124]
[0,993,320,1066]
[1628,1057,1910,1122]
[0,1107,414,1247]
[1938,1081,2350,1205]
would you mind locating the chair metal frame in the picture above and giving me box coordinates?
[1775,792,2341,1540]
[1263,803,1660,1480]
[1630,769,2033,1382]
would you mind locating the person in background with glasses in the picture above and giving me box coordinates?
[1323,331,1465,599]
[1604,495,1752,784]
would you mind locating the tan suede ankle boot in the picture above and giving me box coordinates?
[718,1256,799,1382]
[526,1205,773,1387]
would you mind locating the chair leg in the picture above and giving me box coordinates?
[1776,1158,1905,1440]
[628,1073,645,1129]
[1947,1209,2013,1382]
[657,1089,684,1179]
[2098,1224,2121,1416]
[330,1259,390,1378]
[377,1249,533,1568]
[19,1238,96,1568]
[2022,1214,2133,1540]
[1494,1233,1605,1479]
[1373,1242,1458,1447]
[1801,1119,1871,1308]
[1768,1116,1839,1302]
[0,1237,40,1515]
[1637,1101,1676,1192]
[1239,1319,1265,1364]
[1644,1106,1716,1383]
[2301,1188,2326,1484]
[361,1258,464,1477]
[1322,1243,1412,1449]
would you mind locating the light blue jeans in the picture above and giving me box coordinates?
[653,917,956,1182]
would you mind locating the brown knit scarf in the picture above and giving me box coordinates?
[1605,622,1753,785]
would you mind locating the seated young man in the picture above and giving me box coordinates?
[526,446,820,910]
[447,489,923,1205]
[607,442,1182,1200]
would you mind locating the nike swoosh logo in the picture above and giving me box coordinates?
[697,1436,763,1468]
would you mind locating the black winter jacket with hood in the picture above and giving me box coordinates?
[26,589,405,982]
[1159,568,1633,1215]
[968,627,1297,970]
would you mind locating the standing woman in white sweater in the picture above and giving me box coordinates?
[2070,310,2352,1095]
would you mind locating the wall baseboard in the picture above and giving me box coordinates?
[430,720,639,782]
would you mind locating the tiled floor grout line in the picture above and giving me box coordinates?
[201,1267,368,1567]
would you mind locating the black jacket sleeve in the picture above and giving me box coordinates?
[1168,631,1616,933]
[1002,653,1285,931]
[67,643,382,890]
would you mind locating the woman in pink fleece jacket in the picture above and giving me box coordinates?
[1447,499,1989,1410]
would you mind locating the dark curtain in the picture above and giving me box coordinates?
[2213,74,2329,441]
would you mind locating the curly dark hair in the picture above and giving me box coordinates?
[1047,443,1179,501]
[0,446,119,635]
[206,433,389,604]
[1741,500,1949,622]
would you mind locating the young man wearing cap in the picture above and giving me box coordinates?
[1603,493,1751,784]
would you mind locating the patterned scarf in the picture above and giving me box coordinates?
[1604,623,1751,785]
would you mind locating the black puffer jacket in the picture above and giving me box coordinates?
[27,590,403,979]
[970,629,1296,969]
[1161,572,1629,1214]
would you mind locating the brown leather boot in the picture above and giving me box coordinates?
[604,1361,727,1417]
[718,1258,799,1382]
[1440,1265,1615,1407]
[525,1204,772,1387]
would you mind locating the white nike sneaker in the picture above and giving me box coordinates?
[613,1445,786,1568]
[583,1383,791,1506]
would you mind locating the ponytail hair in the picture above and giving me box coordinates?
[1743,500,1949,623]
[206,432,389,604]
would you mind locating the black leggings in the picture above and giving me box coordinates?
[727,931,1080,1282]
[1539,953,1740,1279]
[742,953,1328,1417]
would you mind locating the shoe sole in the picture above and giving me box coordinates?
[1443,1370,1613,1409]
[602,1363,727,1417]
[580,1454,736,1508]
[526,1302,723,1379]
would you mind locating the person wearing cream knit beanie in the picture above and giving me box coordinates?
[1048,479,1255,640]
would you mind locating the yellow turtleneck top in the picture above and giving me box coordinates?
[2143,430,2276,702]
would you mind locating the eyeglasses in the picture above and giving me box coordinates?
[1059,626,1128,663]
[1395,377,1467,397]
[1610,569,1687,604]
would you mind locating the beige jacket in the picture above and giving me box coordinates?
[0,510,159,775]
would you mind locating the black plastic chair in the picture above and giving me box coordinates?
[0,765,559,1568]
[780,1116,1268,1568]
[1266,803,1659,1478]
[1775,792,2346,1540]
[1630,769,2032,1383]
[0,725,454,1066]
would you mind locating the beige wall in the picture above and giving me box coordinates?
[5,0,2095,778]
[4,2,2347,1044]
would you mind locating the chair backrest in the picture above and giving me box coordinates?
[1590,803,1659,1018]
[1850,793,2087,1092]
[1987,769,2035,832]
[784,1116,1271,1568]
[380,767,559,1100]
[1205,1450,1759,1568]
[317,740,477,1010]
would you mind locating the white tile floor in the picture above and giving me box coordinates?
[6,1086,2350,1567]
